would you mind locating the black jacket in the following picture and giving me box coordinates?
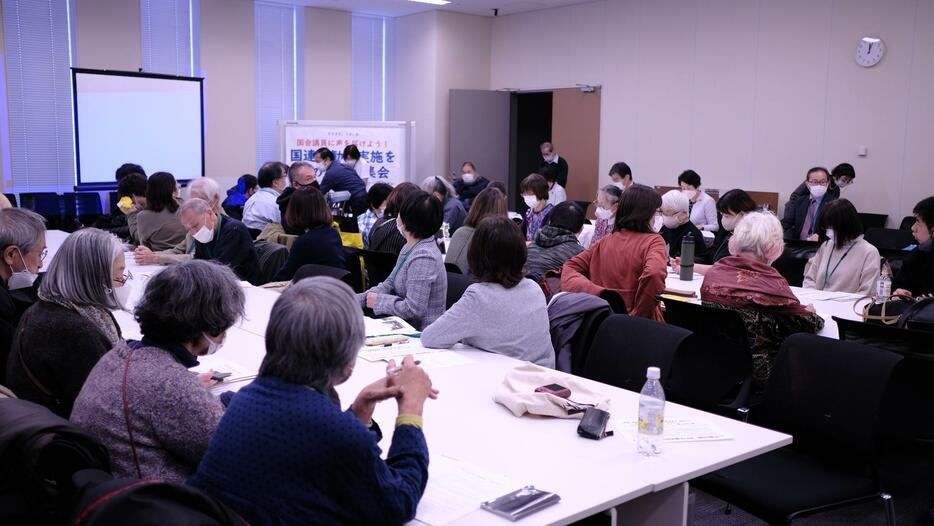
[660,222,709,261]
[453,176,489,210]
[781,192,838,240]
[893,242,934,296]
[191,215,259,283]
[0,281,39,383]
[782,181,840,229]
[539,157,569,187]
[273,226,346,282]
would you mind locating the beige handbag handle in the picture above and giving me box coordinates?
[855,294,915,325]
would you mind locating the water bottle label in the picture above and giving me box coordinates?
[638,411,664,435]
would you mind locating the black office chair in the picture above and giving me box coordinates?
[359,249,398,288]
[445,272,474,310]
[106,191,119,214]
[223,205,244,221]
[63,192,103,231]
[899,215,915,231]
[4,193,17,208]
[568,308,610,375]
[581,314,691,393]
[20,192,64,229]
[444,262,462,274]
[661,298,753,413]
[292,263,353,287]
[252,240,288,285]
[857,212,887,230]
[343,248,365,293]
[598,289,627,314]
[693,334,902,526]
[864,227,917,251]
[771,241,818,287]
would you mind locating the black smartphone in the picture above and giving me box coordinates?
[211,371,232,382]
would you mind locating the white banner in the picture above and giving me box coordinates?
[280,120,414,186]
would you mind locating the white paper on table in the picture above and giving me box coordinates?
[365,316,418,337]
[793,289,862,302]
[411,351,474,370]
[358,341,440,362]
[612,417,733,443]
[415,455,522,526]
[190,357,258,386]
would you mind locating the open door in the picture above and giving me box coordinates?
[551,87,601,205]
[449,90,510,189]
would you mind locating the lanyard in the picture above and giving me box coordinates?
[823,241,856,286]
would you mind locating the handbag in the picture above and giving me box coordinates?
[896,295,934,332]
[856,293,934,327]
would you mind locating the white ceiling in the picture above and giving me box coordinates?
[262,0,598,18]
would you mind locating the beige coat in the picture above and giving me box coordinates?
[803,236,880,295]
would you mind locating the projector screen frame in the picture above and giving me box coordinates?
[71,67,205,191]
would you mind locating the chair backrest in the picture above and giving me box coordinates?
[63,193,104,230]
[445,272,475,310]
[661,298,753,410]
[4,194,17,208]
[857,212,887,230]
[343,248,365,293]
[864,227,916,251]
[582,314,691,393]
[444,262,462,274]
[598,289,627,314]
[833,316,934,359]
[252,240,289,285]
[20,193,65,229]
[222,205,243,221]
[771,242,818,287]
[359,249,399,287]
[899,215,915,231]
[758,334,902,468]
[293,263,352,287]
[569,308,610,375]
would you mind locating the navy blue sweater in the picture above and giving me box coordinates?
[188,376,429,526]
[320,163,368,216]
[190,214,259,283]
[273,226,346,282]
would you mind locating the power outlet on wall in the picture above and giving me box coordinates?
[857,145,869,157]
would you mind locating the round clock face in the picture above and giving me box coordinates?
[856,37,885,67]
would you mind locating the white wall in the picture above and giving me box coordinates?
[490,0,934,224]
[304,7,352,120]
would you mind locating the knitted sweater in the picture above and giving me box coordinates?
[189,376,429,526]
[524,225,584,279]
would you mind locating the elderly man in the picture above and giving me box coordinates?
[0,208,46,380]
[315,148,368,216]
[658,189,708,260]
[781,166,839,241]
[539,141,569,188]
[242,162,287,231]
[179,198,257,283]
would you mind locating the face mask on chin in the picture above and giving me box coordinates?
[7,250,37,291]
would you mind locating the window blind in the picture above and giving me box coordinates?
[255,2,302,166]
[351,15,392,121]
[140,0,200,77]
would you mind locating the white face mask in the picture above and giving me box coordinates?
[808,183,828,199]
[396,217,407,238]
[522,195,539,209]
[8,251,37,291]
[662,215,681,230]
[113,282,133,310]
[203,332,225,355]
[835,178,849,189]
[612,181,626,191]
[193,225,214,244]
[462,172,476,184]
[721,214,739,232]
[543,155,554,163]
[344,159,357,169]
[595,207,614,220]
[825,228,835,240]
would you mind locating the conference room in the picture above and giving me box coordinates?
[1,0,933,525]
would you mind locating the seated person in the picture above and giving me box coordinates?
[423,217,555,367]
[357,183,393,246]
[701,212,824,395]
[589,185,622,247]
[782,162,851,227]
[674,189,759,274]
[190,278,435,525]
[562,185,668,321]
[781,166,838,241]
[277,162,321,234]
[521,173,553,242]
[273,188,345,282]
[421,176,466,234]
[453,161,489,210]
[120,173,148,245]
[608,161,633,192]
[803,199,880,295]
[315,148,368,216]
[359,192,447,330]
[222,174,258,208]
[893,196,934,297]
[6,229,126,418]
[0,208,46,381]
[445,187,506,274]
[243,162,287,231]
[108,164,146,239]
[71,260,245,482]
[135,172,187,251]
[489,181,508,197]
[179,198,258,283]
[678,170,718,232]
[524,201,585,279]
[367,182,420,255]
[659,190,709,260]
[542,165,567,206]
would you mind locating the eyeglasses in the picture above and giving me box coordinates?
[114,269,133,284]
[39,248,48,262]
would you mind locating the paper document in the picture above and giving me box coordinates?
[793,289,862,302]
[358,341,440,362]
[414,351,474,370]
[365,316,418,337]
[613,417,733,443]
[416,455,521,526]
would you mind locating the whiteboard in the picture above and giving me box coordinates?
[279,120,415,186]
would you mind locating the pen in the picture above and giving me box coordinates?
[386,360,421,376]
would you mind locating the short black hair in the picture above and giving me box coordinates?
[462,161,476,171]
[520,173,549,200]
[609,162,632,180]
[806,166,830,182]
[239,174,258,192]
[146,172,179,213]
[677,170,701,188]
[399,191,443,239]
[115,163,145,182]
[913,196,934,231]
[615,184,661,234]
[539,164,560,183]
[547,201,585,233]
[818,199,863,249]
[286,187,332,232]
[831,163,855,180]
[118,173,147,198]
[343,144,361,160]
[717,189,758,215]
[367,183,393,210]
[314,148,335,162]
[467,217,526,289]
[258,162,285,188]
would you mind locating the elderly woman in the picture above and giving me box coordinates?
[71,260,245,482]
[359,191,447,330]
[444,187,507,274]
[678,170,718,232]
[659,189,708,261]
[803,199,880,295]
[0,208,46,381]
[701,212,824,395]
[423,217,555,367]
[562,185,668,321]
[134,172,187,251]
[521,173,553,242]
[589,185,623,247]
[6,229,126,417]
[421,175,466,234]
[367,182,420,255]
[190,277,436,525]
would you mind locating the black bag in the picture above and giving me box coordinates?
[896,296,934,332]
[858,293,934,329]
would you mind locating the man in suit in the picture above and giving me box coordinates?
[782,162,854,229]
[314,148,368,217]
[539,141,569,188]
[781,167,838,241]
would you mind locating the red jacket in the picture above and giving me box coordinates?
[561,230,668,321]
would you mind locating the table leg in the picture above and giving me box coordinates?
[612,482,688,526]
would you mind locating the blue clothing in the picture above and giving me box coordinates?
[189,376,429,526]
[443,198,467,234]
[273,226,346,282]
[320,162,368,216]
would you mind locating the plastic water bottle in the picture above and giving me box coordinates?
[637,367,665,456]
[876,259,892,299]
[679,234,695,281]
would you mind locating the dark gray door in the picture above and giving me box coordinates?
[449,90,510,189]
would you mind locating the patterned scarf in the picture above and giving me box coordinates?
[700,255,811,316]
[37,291,122,345]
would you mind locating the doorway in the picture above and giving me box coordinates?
[509,92,552,210]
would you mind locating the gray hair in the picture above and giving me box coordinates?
[661,189,689,214]
[180,197,212,216]
[728,211,784,261]
[0,208,46,254]
[260,277,365,388]
[597,185,622,206]
[288,161,313,184]
[421,175,458,199]
[186,177,222,211]
[135,260,245,345]
[40,228,123,309]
